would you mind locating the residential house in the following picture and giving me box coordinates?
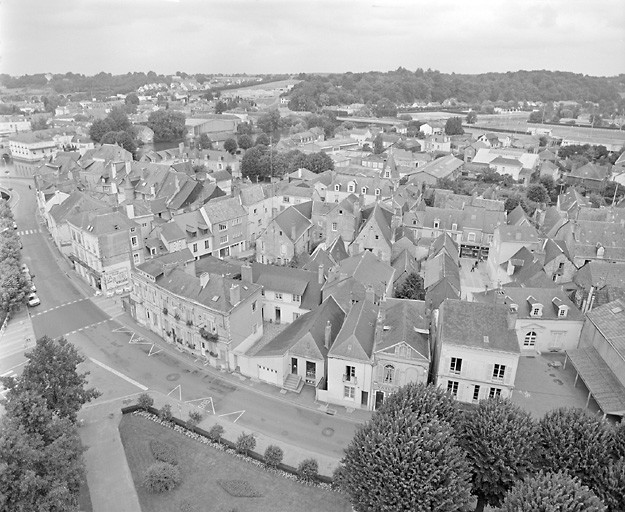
[67,209,144,295]
[239,296,345,389]
[325,171,394,206]
[432,299,520,403]
[237,183,274,244]
[170,210,213,260]
[419,122,444,137]
[572,260,625,312]
[566,163,609,192]
[540,160,561,181]
[391,249,420,292]
[487,224,541,282]
[256,203,312,265]
[422,134,451,154]
[323,195,362,245]
[556,218,625,267]
[472,147,539,182]
[474,288,584,354]
[541,238,577,284]
[351,203,395,262]
[9,130,58,163]
[408,154,463,187]
[424,251,461,309]
[566,299,625,418]
[130,256,263,371]
[370,299,431,410]
[200,196,248,258]
[242,263,323,325]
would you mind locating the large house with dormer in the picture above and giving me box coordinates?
[200,196,248,259]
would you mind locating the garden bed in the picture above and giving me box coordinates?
[119,413,351,512]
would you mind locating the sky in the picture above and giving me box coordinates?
[1,0,624,77]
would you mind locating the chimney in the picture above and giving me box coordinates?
[229,283,241,306]
[241,264,253,283]
[324,321,332,349]
[298,168,302,178]
[125,161,131,174]
[318,264,324,285]
[291,225,297,241]
[365,285,376,304]
[178,142,184,157]
[507,305,518,330]
[125,204,135,219]
[199,272,210,288]
[111,162,117,179]
[150,185,156,196]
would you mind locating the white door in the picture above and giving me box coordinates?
[258,365,279,386]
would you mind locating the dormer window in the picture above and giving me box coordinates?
[552,297,568,318]
[527,295,543,317]
[433,219,440,229]
[348,183,355,193]
[375,188,381,196]
[558,307,568,318]
[451,223,457,231]
[384,170,390,178]
[335,184,340,191]
[361,187,368,194]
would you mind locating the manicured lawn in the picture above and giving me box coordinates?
[119,414,352,512]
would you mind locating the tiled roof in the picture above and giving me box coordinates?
[201,196,245,224]
[569,163,608,181]
[49,190,109,224]
[137,249,195,278]
[586,298,625,358]
[375,298,429,361]
[439,299,520,353]
[252,263,322,310]
[273,206,312,242]
[497,224,539,243]
[328,300,378,362]
[160,220,187,242]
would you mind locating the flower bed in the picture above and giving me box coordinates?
[217,479,263,497]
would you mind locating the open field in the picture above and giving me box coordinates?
[119,413,352,512]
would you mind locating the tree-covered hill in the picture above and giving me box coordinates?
[287,69,624,111]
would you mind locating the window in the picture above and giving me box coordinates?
[348,183,355,193]
[232,218,242,225]
[283,196,290,203]
[150,247,156,255]
[433,219,440,229]
[345,365,356,382]
[361,187,367,194]
[344,386,355,399]
[338,209,343,215]
[450,357,462,375]
[292,294,301,303]
[219,223,227,231]
[451,223,457,231]
[523,331,537,347]
[220,235,228,244]
[275,293,282,300]
[531,306,542,317]
[468,232,476,242]
[331,222,338,232]
[375,188,381,196]
[384,171,390,178]
[489,387,502,398]
[131,236,138,247]
[472,385,480,403]
[192,243,197,252]
[252,301,257,312]
[204,240,210,249]
[558,307,568,318]
[492,364,506,381]
[447,380,458,397]
[383,364,395,384]
[334,184,340,191]
[133,253,140,264]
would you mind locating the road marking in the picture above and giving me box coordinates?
[218,410,245,423]
[186,397,216,415]
[32,297,90,316]
[1,369,15,378]
[167,384,182,401]
[88,357,148,391]
[2,361,27,374]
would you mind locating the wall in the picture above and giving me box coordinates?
[326,357,374,409]
[515,318,583,354]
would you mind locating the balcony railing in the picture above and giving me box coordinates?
[342,374,357,385]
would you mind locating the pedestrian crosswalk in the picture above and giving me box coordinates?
[17,229,41,236]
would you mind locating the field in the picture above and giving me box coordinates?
[119,413,352,512]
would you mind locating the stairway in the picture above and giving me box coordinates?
[283,373,303,393]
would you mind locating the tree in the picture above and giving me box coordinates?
[457,398,540,512]
[236,121,253,136]
[237,133,253,150]
[0,257,30,312]
[264,445,284,468]
[302,152,334,174]
[147,110,186,142]
[528,110,543,123]
[197,133,213,150]
[595,459,625,512]
[444,117,464,135]
[89,118,112,143]
[466,111,477,124]
[223,138,238,155]
[340,412,471,511]
[394,272,425,300]
[373,133,384,154]
[106,107,132,132]
[500,471,606,512]
[257,109,281,136]
[539,408,616,497]
[100,130,137,156]
[255,133,270,146]
[30,116,49,131]
[125,93,139,106]
[1,335,101,422]
[241,146,267,181]
[214,100,228,114]
[526,183,549,204]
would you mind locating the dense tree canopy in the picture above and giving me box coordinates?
[445,117,465,135]
[147,110,187,142]
[100,130,137,156]
[394,272,426,300]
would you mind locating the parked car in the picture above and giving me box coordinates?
[28,280,36,292]
[27,293,40,307]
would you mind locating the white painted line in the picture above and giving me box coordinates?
[218,410,245,423]
[2,361,26,374]
[147,344,162,356]
[88,357,148,391]
[167,384,182,401]
[1,370,15,377]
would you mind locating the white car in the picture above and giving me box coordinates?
[27,293,40,307]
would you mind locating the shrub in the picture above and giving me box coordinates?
[298,458,319,482]
[235,432,256,455]
[264,444,284,468]
[149,439,179,465]
[332,465,347,491]
[187,410,203,428]
[208,423,225,442]
[178,499,194,512]
[158,404,173,421]
[137,393,154,410]
[143,462,181,493]
[217,480,263,497]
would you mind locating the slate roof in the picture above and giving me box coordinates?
[429,233,459,262]
[49,191,110,224]
[569,163,608,182]
[491,156,523,167]
[201,196,246,224]
[160,221,187,242]
[586,299,625,358]
[327,235,349,263]
[375,299,429,361]
[328,299,378,362]
[358,203,394,245]
[413,154,463,180]
[238,184,266,206]
[272,205,313,242]
[497,224,539,243]
[424,252,460,291]
[251,263,322,310]
[438,299,520,353]
[68,209,137,236]
[507,205,530,226]
[543,238,572,265]
[474,287,583,321]
[250,296,345,358]
[137,249,195,278]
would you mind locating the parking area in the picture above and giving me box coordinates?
[511,352,602,418]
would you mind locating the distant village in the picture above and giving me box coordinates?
[1,75,624,419]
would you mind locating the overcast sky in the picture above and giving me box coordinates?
[1,0,624,77]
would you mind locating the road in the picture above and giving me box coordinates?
[0,170,361,459]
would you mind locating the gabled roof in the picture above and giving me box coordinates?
[250,296,345,358]
[328,300,378,362]
[569,163,608,181]
[49,190,110,224]
[543,238,572,265]
[439,299,520,353]
[271,205,313,242]
[497,224,539,243]
[424,252,460,291]
[160,220,187,242]
[136,249,195,278]
[507,204,530,226]
[238,184,266,206]
[391,249,419,283]
[585,298,625,358]
[375,299,429,361]
[429,233,459,262]
[358,203,394,246]
[327,235,349,263]
[251,263,322,310]
[201,196,246,224]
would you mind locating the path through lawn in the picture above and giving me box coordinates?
[119,413,352,512]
